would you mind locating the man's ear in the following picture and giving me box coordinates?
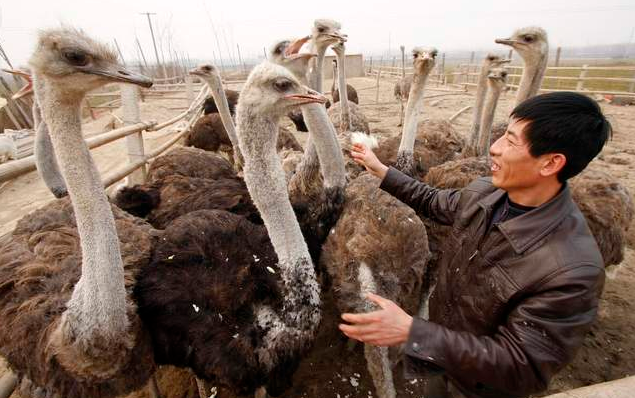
[540,153,566,178]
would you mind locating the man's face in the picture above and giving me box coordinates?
[489,118,545,192]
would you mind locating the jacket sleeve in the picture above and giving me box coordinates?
[403,263,604,398]
[379,167,461,225]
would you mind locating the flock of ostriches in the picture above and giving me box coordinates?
[0,18,632,398]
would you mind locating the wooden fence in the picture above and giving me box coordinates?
[0,75,212,189]
[451,64,635,97]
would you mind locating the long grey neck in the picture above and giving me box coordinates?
[235,108,320,350]
[311,46,327,92]
[515,51,548,105]
[395,66,432,175]
[465,61,491,156]
[334,50,351,131]
[301,103,346,188]
[34,74,129,343]
[477,82,503,158]
[202,75,244,168]
[31,92,68,198]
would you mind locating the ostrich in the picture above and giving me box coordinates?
[318,48,433,398]
[327,41,370,134]
[374,48,439,177]
[134,61,329,396]
[330,59,358,104]
[489,26,549,143]
[0,27,158,398]
[463,54,510,157]
[0,135,16,163]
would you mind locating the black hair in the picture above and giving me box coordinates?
[510,91,612,182]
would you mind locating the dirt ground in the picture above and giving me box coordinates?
[0,75,634,397]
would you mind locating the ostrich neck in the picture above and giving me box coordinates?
[477,83,503,158]
[312,46,327,92]
[301,103,346,188]
[398,67,432,154]
[202,76,243,166]
[236,109,320,337]
[516,51,548,105]
[34,75,128,340]
[467,63,491,152]
[334,50,351,131]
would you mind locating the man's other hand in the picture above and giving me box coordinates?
[339,293,413,346]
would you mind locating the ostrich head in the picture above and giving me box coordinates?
[412,47,438,74]
[487,68,508,90]
[239,62,327,121]
[312,19,347,49]
[29,27,152,96]
[269,37,315,83]
[189,63,222,86]
[484,53,511,68]
[495,27,548,62]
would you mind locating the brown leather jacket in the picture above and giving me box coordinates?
[379,167,605,398]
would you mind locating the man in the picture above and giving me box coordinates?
[341,92,610,398]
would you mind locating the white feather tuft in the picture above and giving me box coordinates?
[350,132,378,149]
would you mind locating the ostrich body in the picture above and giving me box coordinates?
[330,59,358,104]
[0,27,157,398]
[463,54,510,157]
[134,62,327,395]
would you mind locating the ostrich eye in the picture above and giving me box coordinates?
[317,27,325,33]
[501,71,508,77]
[487,56,495,61]
[523,35,535,43]
[63,50,89,66]
[431,50,438,58]
[273,79,293,92]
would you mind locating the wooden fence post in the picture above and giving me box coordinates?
[400,46,406,78]
[554,47,562,89]
[440,53,446,85]
[576,64,589,91]
[391,56,396,69]
[368,56,373,74]
[121,85,147,185]
[185,75,194,105]
[375,61,383,118]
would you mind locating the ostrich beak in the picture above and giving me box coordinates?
[285,36,311,56]
[285,88,327,105]
[86,63,153,88]
[3,69,33,99]
[495,38,518,46]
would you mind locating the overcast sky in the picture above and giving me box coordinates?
[1,0,634,67]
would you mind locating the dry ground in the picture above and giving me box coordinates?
[1,75,634,397]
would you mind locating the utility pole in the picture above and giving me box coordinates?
[113,39,126,65]
[135,37,149,68]
[140,12,167,78]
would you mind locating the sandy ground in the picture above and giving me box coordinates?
[1,75,634,397]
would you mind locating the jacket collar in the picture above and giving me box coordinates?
[478,183,574,254]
